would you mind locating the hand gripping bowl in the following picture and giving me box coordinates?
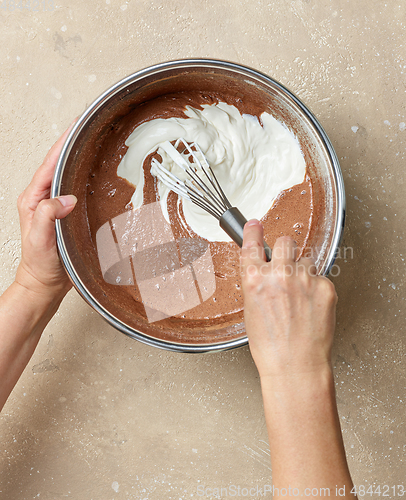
[51,59,345,353]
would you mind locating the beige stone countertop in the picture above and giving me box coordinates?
[1,1,405,498]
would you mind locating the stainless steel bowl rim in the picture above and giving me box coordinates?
[51,58,346,354]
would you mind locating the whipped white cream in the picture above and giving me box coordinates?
[117,102,306,242]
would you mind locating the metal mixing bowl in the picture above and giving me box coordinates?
[52,59,345,353]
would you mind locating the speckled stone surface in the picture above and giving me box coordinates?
[1,1,405,498]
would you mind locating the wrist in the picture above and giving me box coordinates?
[0,281,64,382]
[15,262,71,305]
[259,361,334,395]
[12,262,69,335]
[251,341,333,383]
[0,279,66,410]
[10,280,65,328]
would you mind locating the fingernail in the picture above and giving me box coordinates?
[64,117,79,135]
[58,195,77,207]
[245,219,260,227]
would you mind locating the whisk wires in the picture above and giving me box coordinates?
[151,139,232,220]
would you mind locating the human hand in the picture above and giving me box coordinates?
[15,122,77,303]
[241,220,337,381]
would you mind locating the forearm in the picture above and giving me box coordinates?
[261,367,355,499]
[0,281,62,410]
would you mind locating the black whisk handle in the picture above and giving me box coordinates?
[219,208,272,262]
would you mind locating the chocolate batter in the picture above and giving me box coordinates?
[85,92,314,323]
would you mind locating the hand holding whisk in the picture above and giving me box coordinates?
[151,138,272,262]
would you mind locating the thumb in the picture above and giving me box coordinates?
[29,195,77,251]
[241,219,266,276]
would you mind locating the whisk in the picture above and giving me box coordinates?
[151,138,272,262]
